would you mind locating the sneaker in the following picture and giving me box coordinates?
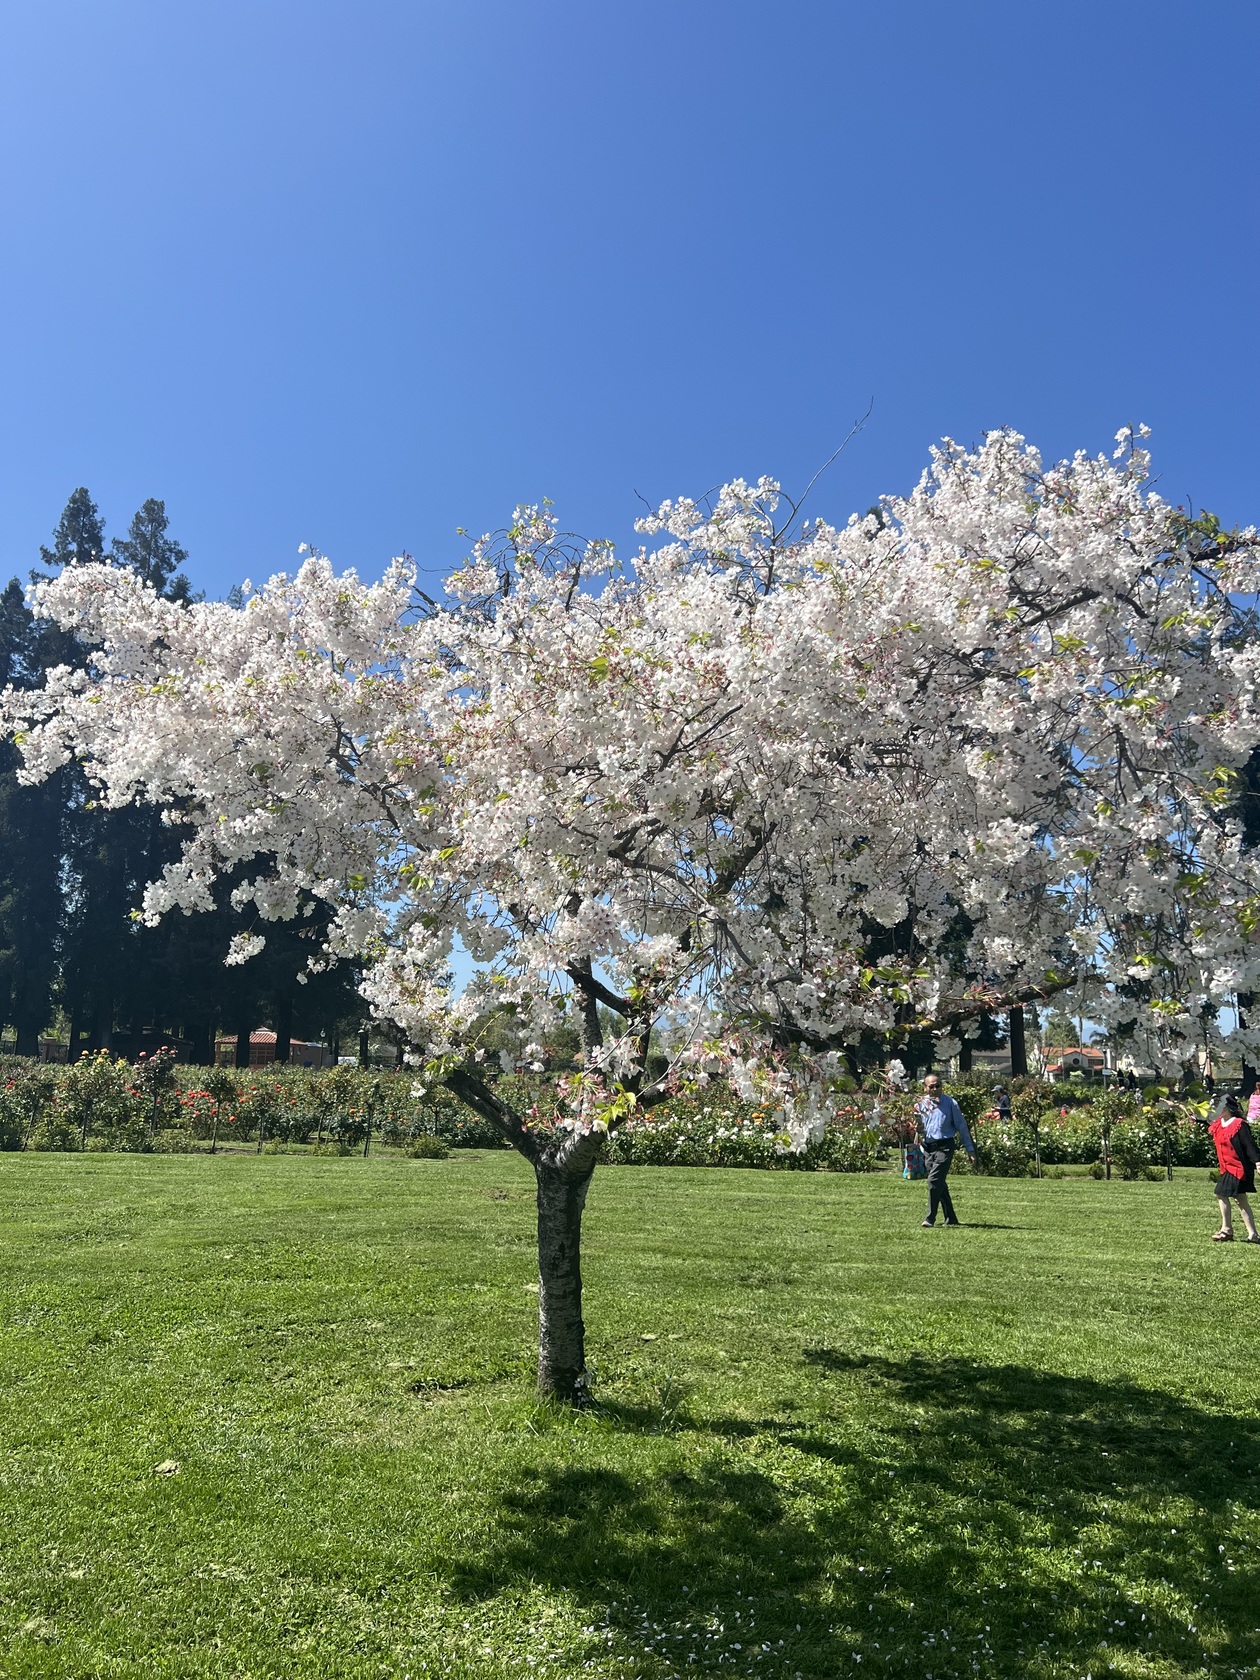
[921,1219,935,1228]
[943,1219,961,1228]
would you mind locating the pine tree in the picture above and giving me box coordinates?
[39,487,105,573]
[0,582,65,1054]
[55,495,197,1050]
[20,490,353,1064]
[0,577,27,687]
[111,499,194,601]
[59,798,150,1053]
[38,487,126,1053]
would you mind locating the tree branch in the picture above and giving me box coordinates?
[443,1068,539,1160]
[564,960,632,1019]
[925,973,1079,1035]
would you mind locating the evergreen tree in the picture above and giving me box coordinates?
[13,489,354,1064]
[59,799,155,1053]
[111,499,193,601]
[39,487,105,573]
[0,582,65,1054]
[54,494,196,1050]
[256,906,362,1063]
[0,578,27,688]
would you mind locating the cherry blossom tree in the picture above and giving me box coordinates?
[6,427,1259,1400]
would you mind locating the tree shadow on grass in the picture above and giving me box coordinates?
[448,1456,833,1676]
[948,1219,1021,1229]
[446,1352,1260,1678]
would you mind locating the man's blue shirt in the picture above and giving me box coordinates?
[916,1093,974,1152]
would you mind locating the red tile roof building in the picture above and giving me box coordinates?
[214,1030,333,1069]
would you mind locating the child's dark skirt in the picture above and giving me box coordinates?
[1216,1168,1256,1199]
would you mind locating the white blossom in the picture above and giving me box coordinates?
[5,429,1259,1114]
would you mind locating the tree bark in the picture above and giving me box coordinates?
[535,1157,594,1404]
[274,992,292,1065]
[87,996,112,1053]
[957,1038,973,1072]
[1240,993,1257,1098]
[15,1022,39,1059]
[442,1064,605,1405]
[233,1013,252,1069]
[186,1019,214,1066]
[1009,1005,1028,1077]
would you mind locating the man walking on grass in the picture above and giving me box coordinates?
[915,1073,977,1228]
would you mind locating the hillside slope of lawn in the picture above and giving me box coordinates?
[0,1154,1256,1679]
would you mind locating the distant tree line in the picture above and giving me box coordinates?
[0,490,363,1065]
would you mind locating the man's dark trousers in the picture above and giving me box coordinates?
[924,1139,957,1225]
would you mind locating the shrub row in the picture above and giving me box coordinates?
[964,1097,1215,1179]
[0,1057,885,1170]
[0,1054,1223,1177]
[871,1079,1217,1178]
[602,1099,881,1172]
[0,1057,505,1155]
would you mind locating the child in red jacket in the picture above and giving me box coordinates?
[1209,1096,1260,1243]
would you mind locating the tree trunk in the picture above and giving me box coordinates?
[443,1063,605,1407]
[275,993,292,1065]
[1009,1005,1028,1078]
[358,1024,371,1067]
[87,997,112,1053]
[535,1156,595,1404]
[15,1022,39,1059]
[234,1015,252,1069]
[187,1019,214,1066]
[1240,993,1257,1098]
[957,1038,973,1073]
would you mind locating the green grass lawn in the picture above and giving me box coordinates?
[0,1154,1256,1680]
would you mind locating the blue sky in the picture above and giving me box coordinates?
[0,0,1255,599]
